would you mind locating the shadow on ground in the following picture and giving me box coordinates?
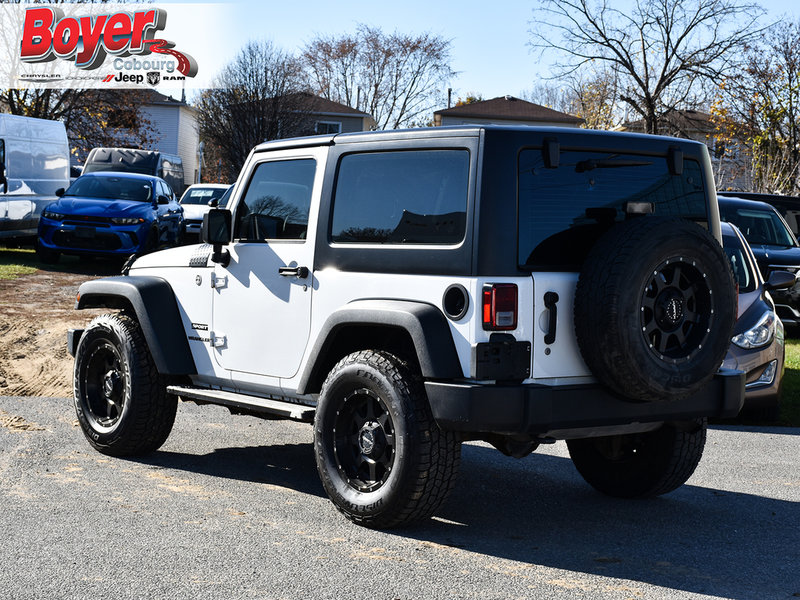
[131,429,799,599]
[135,442,326,499]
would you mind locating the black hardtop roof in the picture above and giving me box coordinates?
[251,124,709,154]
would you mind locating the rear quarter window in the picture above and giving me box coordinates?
[331,149,469,245]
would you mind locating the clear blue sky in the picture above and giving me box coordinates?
[164,0,799,102]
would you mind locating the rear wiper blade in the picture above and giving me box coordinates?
[575,159,653,173]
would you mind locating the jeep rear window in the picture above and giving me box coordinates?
[331,150,469,244]
[518,149,706,269]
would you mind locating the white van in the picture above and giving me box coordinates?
[0,114,70,241]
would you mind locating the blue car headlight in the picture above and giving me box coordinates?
[111,217,145,225]
[732,311,777,349]
[42,210,64,220]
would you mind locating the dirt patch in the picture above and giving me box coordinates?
[0,409,45,431]
[0,264,115,397]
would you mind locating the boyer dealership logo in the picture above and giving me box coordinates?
[19,6,197,82]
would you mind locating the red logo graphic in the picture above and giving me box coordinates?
[19,6,197,77]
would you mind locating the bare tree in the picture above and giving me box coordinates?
[522,82,574,114]
[530,0,768,134]
[524,68,621,130]
[711,20,800,193]
[303,25,456,130]
[195,41,312,182]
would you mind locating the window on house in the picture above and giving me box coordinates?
[316,121,342,135]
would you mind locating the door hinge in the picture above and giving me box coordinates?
[209,331,226,348]
[210,273,227,289]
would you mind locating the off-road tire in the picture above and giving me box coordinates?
[314,350,461,528]
[73,312,177,456]
[575,217,736,402]
[567,418,707,498]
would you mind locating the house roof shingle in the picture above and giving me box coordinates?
[295,93,372,118]
[435,95,584,125]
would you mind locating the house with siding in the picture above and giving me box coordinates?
[139,90,199,189]
[298,93,374,134]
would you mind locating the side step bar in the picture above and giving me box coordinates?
[167,385,315,423]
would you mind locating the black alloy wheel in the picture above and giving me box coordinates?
[333,388,396,493]
[641,257,713,364]
[80,338,127,431]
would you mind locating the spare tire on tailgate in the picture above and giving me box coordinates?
[574,217,736,402]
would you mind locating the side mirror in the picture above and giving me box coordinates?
[157,194,170,205]
[765,270,797,291]
[208,198,218,208]
[202,209,232,266]
[55,188,65,197]
[1,173,8,194]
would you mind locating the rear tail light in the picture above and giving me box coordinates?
[482,283,517,330]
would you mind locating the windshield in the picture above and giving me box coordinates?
[64,176,152,202]
[720,206,797,247]
[180,186,228,205]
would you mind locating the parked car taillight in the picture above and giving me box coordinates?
[482,283,517,330]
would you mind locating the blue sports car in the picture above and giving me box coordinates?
[36,171,184,263]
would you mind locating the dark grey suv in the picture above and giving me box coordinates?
[719,196,800,328]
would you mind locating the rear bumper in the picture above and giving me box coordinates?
[425,369,745,435]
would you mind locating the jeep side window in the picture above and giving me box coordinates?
[331,149,469,244]
[235,158,316,241]
[518,149,707,269]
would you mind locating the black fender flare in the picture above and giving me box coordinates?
[75,276,196,375]
[296,299,463,395]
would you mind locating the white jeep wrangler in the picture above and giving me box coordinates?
[69,126,744,528]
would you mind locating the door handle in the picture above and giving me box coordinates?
[544,291,559,345]
[279,266,309,279]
